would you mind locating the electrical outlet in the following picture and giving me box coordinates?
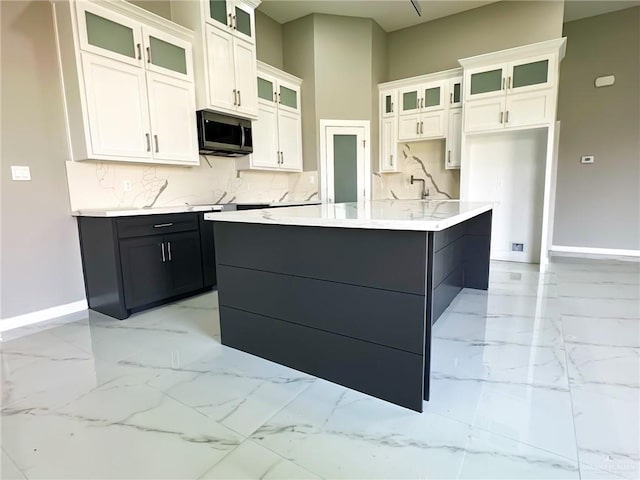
[123,179,132,192]
[581,155,595,164]
[11,166,31,181]
[512,243,524,252]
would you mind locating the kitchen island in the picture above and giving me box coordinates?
[205,200,492,412]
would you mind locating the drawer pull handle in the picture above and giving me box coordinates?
[161,242,166,263]
[167,241,172,262]
[154,223,173,228]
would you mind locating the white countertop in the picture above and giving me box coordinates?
[204,200,493,232]
[72,204,224,217]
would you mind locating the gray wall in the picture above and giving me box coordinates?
[1,1,86,319]
[387,1,564,80]
[128,0,172,20]
[553,7,640,250]
[256,10,284,69]
[283,15,317,170]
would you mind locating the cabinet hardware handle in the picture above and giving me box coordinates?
[450,92,453,104]
[233,89,237,105]
[502,77,505,90]
[416,122,419,134]
[228,13,232,27]
[136,43,142,60]
[508,76,512,89]
[145,133,151,152]
[280,151,284,164]
[167,241,172,261]
[390,154,394,166]
[154,135,159,153]
[154,223,173,228]
[391,102,394,112]
[146,46,151,64]
[161,242,166,263]
[273,91,277,102]
[238,90,241,106]
[278,92,281,103]
[277,151,280,163]
[420,97,424,109]
[420,121,424,134]
[505,110,509,123]
[448,150,451,163]
[499,111,504,124]
[233,15,237,29]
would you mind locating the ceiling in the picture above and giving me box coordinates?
[258,0,640,32]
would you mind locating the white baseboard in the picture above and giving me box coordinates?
[0,300,88,333]
[550,245,640,261]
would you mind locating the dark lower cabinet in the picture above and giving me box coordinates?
[77,212,214,319]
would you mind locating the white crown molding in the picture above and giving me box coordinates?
[458,37,567,68]
[379,67,463,90]
[257,60,303,85]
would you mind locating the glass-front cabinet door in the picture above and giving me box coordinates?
[143,27,192,80]
[76,3,142,67]
[507,55,553,93]
[208,0,255,44]
[398,86,421,115]
[380,90,397,118]
[278,81,299,114]
[466,64,506,101]
[448,77,462,108]
[422,82,443,112]
[257,75,276,104]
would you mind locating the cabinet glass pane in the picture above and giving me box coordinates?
[209,0,228,26]
[512,60,548,88]
[85,11,135,58]
[149,36,187,75]
[470,69,502,95]
[453,83,461,103]
[235,6,252,38]
[385,95,392,114]
[403,91,418,111]
[279,85,297,109]
[333,135,357,203]
[424,87,440,107]
[257,77,273,101]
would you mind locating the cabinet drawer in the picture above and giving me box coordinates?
[116,213,198,239]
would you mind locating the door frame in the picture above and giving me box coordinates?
[319,119,371,203]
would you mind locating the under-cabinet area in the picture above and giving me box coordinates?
[76,211,217,319]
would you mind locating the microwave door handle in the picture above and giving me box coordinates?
[240,126,245,149]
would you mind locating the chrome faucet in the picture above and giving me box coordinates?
[410,175,429,199]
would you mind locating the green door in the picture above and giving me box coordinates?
[333,135,358,203]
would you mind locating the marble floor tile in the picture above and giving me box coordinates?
[1,448,26,480]
[148,345,315,437]
[198,440,321,479]
[251,380,579,479]
[0,258,637,479]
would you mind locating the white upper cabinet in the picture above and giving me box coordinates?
[460,39,565,134]
[172,0,260,119]
[236,62,303,172]
[378,68,462,172]
[53,0,199,166]
[207,0,256,45]
[446,109,462,169]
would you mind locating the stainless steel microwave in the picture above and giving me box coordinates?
[196,110,252,157]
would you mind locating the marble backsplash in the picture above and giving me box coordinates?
[65,156,319,211]
[373,140,460,200]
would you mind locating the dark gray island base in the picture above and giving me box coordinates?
[212,208,491,412]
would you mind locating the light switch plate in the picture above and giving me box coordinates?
[11,165,31,181]
[581,155,595,164]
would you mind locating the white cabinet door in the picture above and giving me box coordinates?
[421,81,444,112]
[380,117,397,172]
[230,0,255,45]
[143,26,192,81]
[380,90,397,118]
[277,109,302,171]
[233,38,258,117]
[465,63,506,101]
[505,90,554,129]
[81,53,151,160]
[146,72,198,164]
[251,103,279,169]
[419,111,446,138]
[446,109,462,169]
[464,96,506,133]
[507,55,554,95]
[76,3,142,68]
[398,114,421,141]
[398,86,421,115]
[277,80,300,115]
[205,25,236,112]
[447,77,462,108]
